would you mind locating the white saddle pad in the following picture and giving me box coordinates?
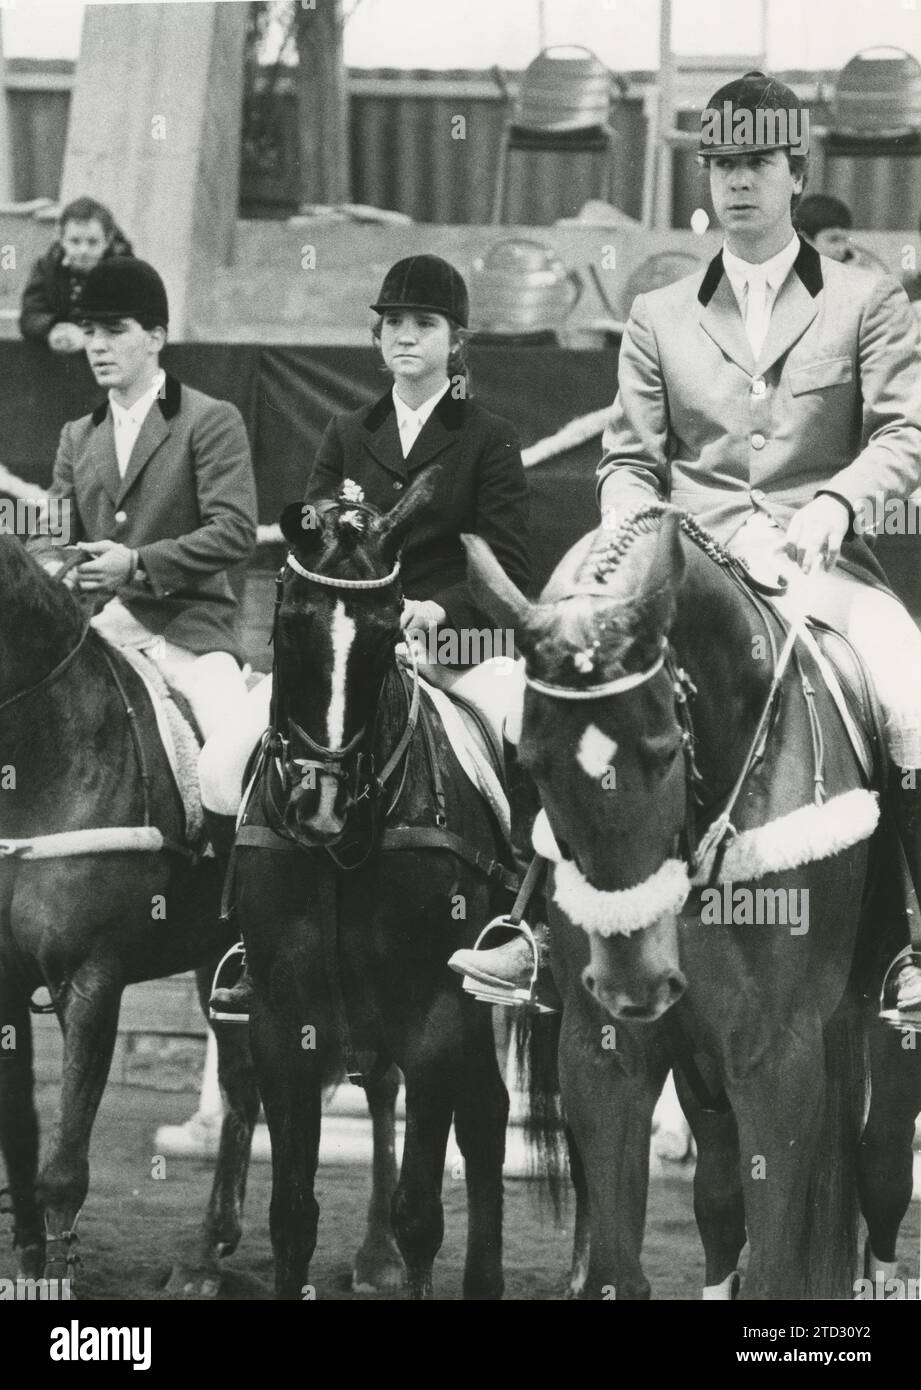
[117,646,205,844]
[419,677,511,843]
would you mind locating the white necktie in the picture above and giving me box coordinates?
[744,272,770,359]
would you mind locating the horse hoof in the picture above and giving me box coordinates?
[352,1240,406,1293]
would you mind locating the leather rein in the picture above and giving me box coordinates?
[253,550,518,892]
[523,554,816,889]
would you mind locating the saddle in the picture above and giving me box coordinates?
[807,619,884,788]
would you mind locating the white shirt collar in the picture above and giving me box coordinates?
[392,379,450,431]
[109,369,166,426]
[723,234,800,295]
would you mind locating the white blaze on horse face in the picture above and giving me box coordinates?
[577,724,618,780]
[327,600,356,749]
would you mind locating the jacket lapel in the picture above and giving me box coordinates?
[361,391,407,480]
[404,389,466,472]
[84,404,122,506]
[114,376,179,506]
[756,239,823,375]
[697,252,756,376]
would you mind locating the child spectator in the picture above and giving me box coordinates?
[19,196,133,352]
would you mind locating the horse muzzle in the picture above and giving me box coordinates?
[581,911,687,1022]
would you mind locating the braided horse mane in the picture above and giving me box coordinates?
[575,501,734,588]
[522,502,734,689]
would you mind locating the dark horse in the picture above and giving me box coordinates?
[234,477,551,1300]
[465,504,921,1299]
[0,535,402,1294]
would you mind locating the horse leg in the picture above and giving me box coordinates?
[249,995,324,1300]
[565,1125,591,1299]
[858,1016,921,1279]
[727,1023,840,1300]
[672,1068,745,1298]
[453,1004,509,1300]
[38,962,122,1286]
[0,981,43,1275]
[165,965,261,1297]
[352,1062,405,1293]
[393,1029,456,1300]
[558,1007,667,1299]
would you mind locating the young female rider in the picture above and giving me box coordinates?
[204,254,545,1017]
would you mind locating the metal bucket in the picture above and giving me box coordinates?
[470,237,583,336]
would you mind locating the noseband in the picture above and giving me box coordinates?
[267,548,418,861]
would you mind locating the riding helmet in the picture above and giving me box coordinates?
[371,254,469,328]
[698,70,808,157]
[78,256,170,328]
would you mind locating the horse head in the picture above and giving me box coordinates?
[274,470,438,845]
[464,505,691,1021]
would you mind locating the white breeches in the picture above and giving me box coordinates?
[728,513,921,769]
[91,597,249,742]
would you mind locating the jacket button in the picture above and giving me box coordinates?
[114,510,128,527]
[751,378,766,396]
[751,433,766,450]
[393,481,404,491]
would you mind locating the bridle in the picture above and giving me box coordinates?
[522,556,792,886]
[264,546,420,866]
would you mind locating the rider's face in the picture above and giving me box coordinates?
[81,318,164,396]
[379,311,451,394]
[708,150,802,251]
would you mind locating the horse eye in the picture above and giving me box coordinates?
[638,733,681,771]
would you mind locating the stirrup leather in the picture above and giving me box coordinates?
[209,940,249,1024]
[457,916,555,1015]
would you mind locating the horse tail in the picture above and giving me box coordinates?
[802,1003,866,1299]
[514,1010,567,1219]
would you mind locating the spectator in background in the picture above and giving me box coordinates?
[793,192,854,262]
[19,196,133,352]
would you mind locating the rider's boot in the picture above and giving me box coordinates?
[883,774,921,1018]
[204,809,255,1023]
[448,735,559,1012]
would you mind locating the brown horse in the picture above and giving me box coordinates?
[465,504,921,1299]
[0,534,403,1295]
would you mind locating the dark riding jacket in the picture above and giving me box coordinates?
[304,388,531,665]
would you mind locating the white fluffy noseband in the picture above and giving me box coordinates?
[553,856,691,938]
[532,788,880,938]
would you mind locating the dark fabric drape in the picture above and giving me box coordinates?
[4,340,920,609]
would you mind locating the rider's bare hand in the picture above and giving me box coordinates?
[401,598,447,637]
[784,495,850,575]
[75,539,136,592]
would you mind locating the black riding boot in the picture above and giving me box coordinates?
[448,736,559,1012]
[204,809,255,1023]
[884,775,921,1017]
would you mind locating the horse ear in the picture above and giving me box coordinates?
[461,533,544,657]
[280,500,325,550]
[374,466,441,562]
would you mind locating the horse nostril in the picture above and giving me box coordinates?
[665,972,686,1004]
[581,967,596,995]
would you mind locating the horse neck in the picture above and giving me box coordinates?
[671,540,774,796]
[0,536,84,707]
